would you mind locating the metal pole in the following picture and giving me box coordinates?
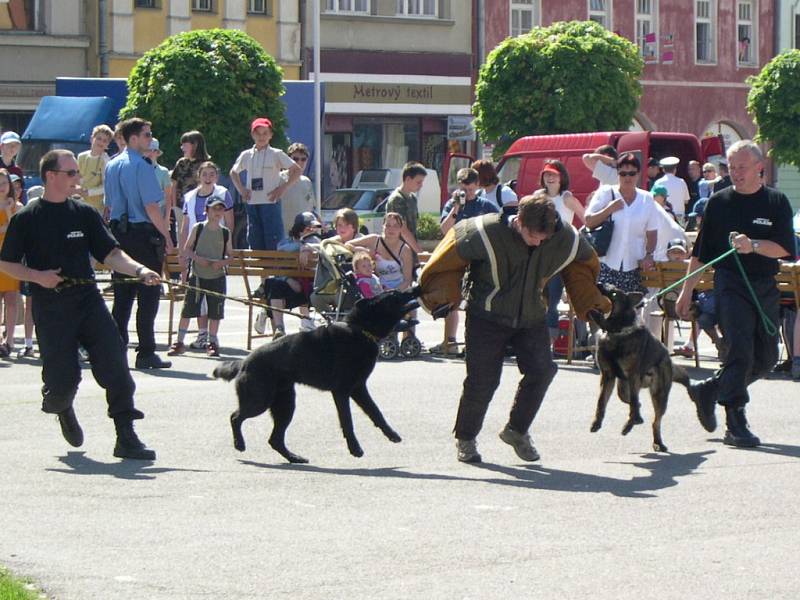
[313,0,322,214]
[98,0,109,77]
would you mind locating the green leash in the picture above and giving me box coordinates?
[654,239,777,336]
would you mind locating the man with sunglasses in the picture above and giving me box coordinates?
[0,149,159,459]
[104,118,174,370]
[279,142,316,233]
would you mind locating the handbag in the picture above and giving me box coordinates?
[580,189,617,257]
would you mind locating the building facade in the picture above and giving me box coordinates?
[775,0,800,209]
[0,0,301,135]
[302,0,474,197]
[483,0,774,154]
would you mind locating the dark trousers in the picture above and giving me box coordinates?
[33,289,138,419]
[454,313,558,440]
[714,268,780,407]
[111,225,165,356]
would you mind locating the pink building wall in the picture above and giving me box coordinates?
[483,1,774,142]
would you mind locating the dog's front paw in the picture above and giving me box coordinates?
[590,420,602,432]
[384,429,402,443]
[348,443,364,458]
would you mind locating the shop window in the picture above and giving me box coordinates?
[588,0,612,30]
[736,0,757,66]
[324,133,353,198]
[695,0,716,64]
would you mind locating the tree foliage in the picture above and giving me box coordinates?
[747,49,800,168]
[474,21,643,156]
[120,28,287,170]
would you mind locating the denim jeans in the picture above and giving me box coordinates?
[454,313,558,440]
[246,203,284,251]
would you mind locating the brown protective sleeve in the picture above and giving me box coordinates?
[418,227,469,314]
[561,252,612,320]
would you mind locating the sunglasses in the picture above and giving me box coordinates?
[618,171,639,177]
[292,156,308,162]
[54,169,80,177]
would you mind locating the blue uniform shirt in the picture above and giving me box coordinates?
[440,196,499,224]
[104,149,163,223]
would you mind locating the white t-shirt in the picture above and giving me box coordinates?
[280,173,315,229]
[652,203,687,262]
[587,186,661,271]
[232,145,295,205]
[592,160,619,186]
[536,189,574,225]
[479,184,518,211]
[654,172,691,217]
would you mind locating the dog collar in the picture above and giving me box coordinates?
[347,323,380,344]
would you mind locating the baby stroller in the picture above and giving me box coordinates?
[310,239,422,359]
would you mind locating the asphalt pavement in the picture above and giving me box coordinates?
[1,281,799,599]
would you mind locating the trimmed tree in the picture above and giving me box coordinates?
[474,20,643,156]
[747,49,800,168]
[120,28,287,170]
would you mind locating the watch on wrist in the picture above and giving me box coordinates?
[135,265,145,277]
[751,240,760,254]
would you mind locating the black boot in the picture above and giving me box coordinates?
[687,377,718,432]
[113,420,156,460]
[57,407,84,447]
[723,405,760,448]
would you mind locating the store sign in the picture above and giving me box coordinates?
[326,82,471,105]
[447,116,475,141]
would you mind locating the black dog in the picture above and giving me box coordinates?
[213,289,420,463]
[588,284,690,452]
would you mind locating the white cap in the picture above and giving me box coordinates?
[659,156,680,167]
[0,131,21,145]
[148,137,161,152]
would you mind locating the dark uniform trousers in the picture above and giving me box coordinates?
[714,268,780,407]
[34,288,138,419]
[454,313,558,440]
[111,224,165,356]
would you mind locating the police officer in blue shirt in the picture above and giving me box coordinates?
[105,118,174,369]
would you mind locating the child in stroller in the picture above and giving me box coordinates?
[311,239,422,359]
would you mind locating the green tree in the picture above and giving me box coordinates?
[474,20,643,156]
[120,28,287,170]
[747,49,800,168]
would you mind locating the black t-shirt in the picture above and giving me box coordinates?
[693,185,794,276]
[0,197,118,298]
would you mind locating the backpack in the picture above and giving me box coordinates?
[192,222,230,259]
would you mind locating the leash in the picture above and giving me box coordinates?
[653,236,777,336]
[55,276,310,320]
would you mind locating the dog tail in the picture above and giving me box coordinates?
[212,360,243,381]
[672,364,690,388]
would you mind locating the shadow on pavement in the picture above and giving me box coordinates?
[708,441,800,458]
[133,368,213,381]
[240,450,714,498]
[46,451,210,481]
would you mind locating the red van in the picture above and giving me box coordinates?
[491,131,725,206]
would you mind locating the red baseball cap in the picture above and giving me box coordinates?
[541,163,561,176]
[250,117,273,132]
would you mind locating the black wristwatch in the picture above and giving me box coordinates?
[135,266,146,278]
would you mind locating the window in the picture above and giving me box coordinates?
[396,0,437,18]
[510,0,540,37]
[736,0,757,65]
[135,0,158,7]
[192,0,213,11]
[635,0,658,60]
[248,0,268,14]
[325,0,370,13]
[588,0,612,29]
[695,0,716,64]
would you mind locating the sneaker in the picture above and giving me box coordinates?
[456,438,482,463]
[255,309,268,334]
[673,345,694,359]
[300,317,316,332]
[16,346,35,359]
[189,333,208,350]
[206,341,220,357]
[57,407,84,448]
[791,357,800,381]
[272,326,286,340]
[167,341,187,356]
[773,359,793,373]
[499,425,540,462]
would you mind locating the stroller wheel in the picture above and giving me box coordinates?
[379,337,399,360]
[400,336,422,358]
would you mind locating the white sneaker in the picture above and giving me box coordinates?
[254,309,268,334]
[300,317,316,332]
[189,333,207,350]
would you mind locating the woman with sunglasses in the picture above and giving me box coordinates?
[279,142,316,233]
[584,153,660,294]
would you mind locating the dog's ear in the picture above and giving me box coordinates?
[628,291,645,308]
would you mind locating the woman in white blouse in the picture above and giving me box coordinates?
[584,153,660,293]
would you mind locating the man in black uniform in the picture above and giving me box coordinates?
[105,117,173,369]
[676,140,795,447]
[0,150,159,460]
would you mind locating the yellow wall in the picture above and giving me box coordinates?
[134,6,168,55]
[245,14,277,58]
[0,7,13,29]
